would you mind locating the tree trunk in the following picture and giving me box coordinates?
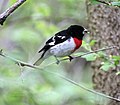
[87,1,120,105]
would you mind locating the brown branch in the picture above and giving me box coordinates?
[0,47,120,102]
[0,0,26,25]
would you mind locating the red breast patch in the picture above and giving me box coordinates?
[73,38,82,50]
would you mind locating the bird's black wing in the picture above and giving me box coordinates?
[46,29,70,46]
[38,29,70,59]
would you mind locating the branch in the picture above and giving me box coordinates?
[0,0,26,25]
[77,46,118,58]
[59,74,120,102]
[59,46,118,62]
[0,46,120,102]
[43,46,118,68]
[96,0,111,5]
[95,0,120,7]
[0,49,35,68]
[0,46,118,67]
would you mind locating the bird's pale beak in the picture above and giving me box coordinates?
[83,28,89,34]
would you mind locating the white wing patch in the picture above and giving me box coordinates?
[48,36,55,45]
[57,35,66,39]
[48,42,55,45]
[48,35,66,46]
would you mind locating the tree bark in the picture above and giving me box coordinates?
[0,0,26,25]
[87,1,120,105]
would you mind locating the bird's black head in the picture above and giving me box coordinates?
[67,25,88,40]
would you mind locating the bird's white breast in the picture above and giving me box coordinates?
[49,37,76,57]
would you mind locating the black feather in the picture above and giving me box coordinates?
[38,45,51,59]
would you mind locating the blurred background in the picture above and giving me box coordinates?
[0,0,96,105]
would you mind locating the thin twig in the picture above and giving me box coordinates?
[0,49,35,68]
[0,46,120,102]
[77,46,117,58]
[0,0,26,25]
[60,46,118,62]
[0,46,118,68]
[58,74,120,102]
[96,0,111,5]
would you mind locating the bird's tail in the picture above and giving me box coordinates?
[30,45,51,66]
[33,57,45,66]
[30,50,50,66]
[29,50,45,66]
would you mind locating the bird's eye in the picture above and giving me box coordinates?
[83,28,88,34]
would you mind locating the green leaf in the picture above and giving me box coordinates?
[82,41,92,51]
[111,2,120,6]
[114,60,119,66]
[112,55,120,66]
[90,40,97,46]
[97,51,106,58]
[100,62,115,71]
[73,52,85,56]
[82,53,97,61]
[116,71,120,75]
[90,0,100,5]
[112,55,120,61]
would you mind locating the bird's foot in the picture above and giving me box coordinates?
[56,60,60,64]
[54,56,60,64]
[69,56,74,62]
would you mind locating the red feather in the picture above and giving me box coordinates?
[73,38,82,50]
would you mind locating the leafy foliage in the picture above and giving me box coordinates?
[90,0,120,7]
[111,1,120,6]
[0,0,119,105]
[100,62,115,71]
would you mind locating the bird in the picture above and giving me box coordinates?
[33,25,88,66]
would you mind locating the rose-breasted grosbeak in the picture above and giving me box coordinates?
[33,25,88,65]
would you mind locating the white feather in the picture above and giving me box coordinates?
[49,37,75,57]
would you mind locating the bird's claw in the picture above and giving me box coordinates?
[69,56,74,62]
[54,56,60,65]
[56,60,60,65]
